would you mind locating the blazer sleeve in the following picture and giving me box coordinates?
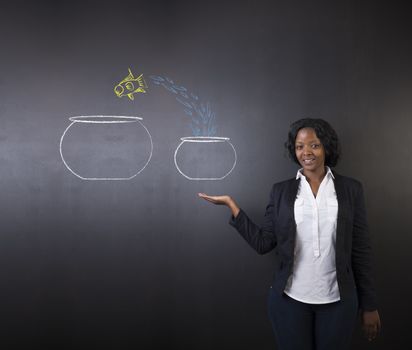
[351,182,378,311]
[228,184,277,255]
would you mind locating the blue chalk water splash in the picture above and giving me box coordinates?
[150,75,217,137]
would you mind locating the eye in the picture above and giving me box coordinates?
[295,145,303,150]
[311,144,321,149]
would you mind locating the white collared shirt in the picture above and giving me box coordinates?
[284,166,340,304]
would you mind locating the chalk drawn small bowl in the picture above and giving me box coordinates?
[60,116,153,180]
[174,136,237,180]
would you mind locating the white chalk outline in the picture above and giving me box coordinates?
[60,115,153,180]
[174,136,237,180]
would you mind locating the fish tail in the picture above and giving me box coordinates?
[137,74,148,89]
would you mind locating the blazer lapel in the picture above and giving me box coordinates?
[332,171,347,259]
[288,178,300,206]
[333,171,347,220]
[285,178,300,222]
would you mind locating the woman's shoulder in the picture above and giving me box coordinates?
[333,171,363,188]
[270,177,298,193]
[269,171,365,192]
[333,171,363,190]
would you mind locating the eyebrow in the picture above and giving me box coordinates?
[295,140,320,144]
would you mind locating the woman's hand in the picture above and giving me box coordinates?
[362,309,381,341]
[198,193,232,205]
[198,193,240,217]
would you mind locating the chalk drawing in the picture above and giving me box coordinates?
[61,71,236,181]
[149,75,237,180]
[60,116,153,180]
[150,75,217,137]
[174,136,237,180]
[114,69,148,100]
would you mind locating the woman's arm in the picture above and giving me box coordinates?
[198,184,277,254]
[351,182,378,309]
[351,182,381,340]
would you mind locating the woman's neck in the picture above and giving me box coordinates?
[303,166,327,184]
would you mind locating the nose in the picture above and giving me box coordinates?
[303,145,313,155]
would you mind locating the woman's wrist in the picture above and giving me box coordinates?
[227,198,240,217]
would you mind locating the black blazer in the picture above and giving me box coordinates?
[229,171,378,311]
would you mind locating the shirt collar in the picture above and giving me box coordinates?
[296,166,335,180]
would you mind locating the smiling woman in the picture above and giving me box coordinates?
[294,128,326,192]
[285,118,341,170]
[284,119,340,197]
[198,118,381,350]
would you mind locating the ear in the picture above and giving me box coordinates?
[128,68,134,79]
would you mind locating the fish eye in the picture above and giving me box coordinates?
[125,82,134,90]
[115,85,124,95]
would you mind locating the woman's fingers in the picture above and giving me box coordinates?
[198,193,214,201]
[362,310,381,341]
[198,193,221,203]
[364,324,377,341]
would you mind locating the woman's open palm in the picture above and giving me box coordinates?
[198,193,231,205]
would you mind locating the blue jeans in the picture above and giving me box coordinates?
[267,287,358,350]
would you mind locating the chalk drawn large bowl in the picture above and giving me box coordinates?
[60,116,153,180]
[174,136,237,180]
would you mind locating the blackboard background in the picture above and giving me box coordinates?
[0,0,411,349]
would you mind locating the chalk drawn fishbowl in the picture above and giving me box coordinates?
[60,116,153,180]
[150,75,237,180]
[174,136,237,180]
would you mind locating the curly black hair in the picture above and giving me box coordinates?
[284,118,341,167]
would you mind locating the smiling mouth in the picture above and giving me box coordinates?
[303,158,315,164]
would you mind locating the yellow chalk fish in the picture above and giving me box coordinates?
[114,68,148,100]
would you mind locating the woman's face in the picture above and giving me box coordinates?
[295,128,325,172]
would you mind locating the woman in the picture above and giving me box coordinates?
[198,118,381,350]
